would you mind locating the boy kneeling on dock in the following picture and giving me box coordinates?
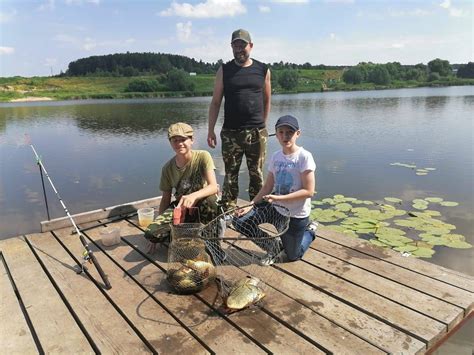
[234,115,318,265]
[144,122,225,261]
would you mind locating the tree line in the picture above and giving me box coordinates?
[342,59,474,85]
[64,52,348,77]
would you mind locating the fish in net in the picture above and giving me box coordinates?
[200,201,290,311]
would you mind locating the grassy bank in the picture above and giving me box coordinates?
[1,70,473,102]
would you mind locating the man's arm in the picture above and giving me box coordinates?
[208,66,224,148]
[263,69,271,124]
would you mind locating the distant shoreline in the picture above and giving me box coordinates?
[1,74,473,103]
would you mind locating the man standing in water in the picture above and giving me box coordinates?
[207,28,271,209]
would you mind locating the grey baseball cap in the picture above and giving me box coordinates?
[231,29,251,43]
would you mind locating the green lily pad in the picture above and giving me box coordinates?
[335,203,352,212]
[446,241,472,249]
[384,197,402,203]
[369,239,390,247]
[439,201,459,207]
[424,168,436,171]
[411,247,436,258]
[425,197,443,203]
[394,245,418,253]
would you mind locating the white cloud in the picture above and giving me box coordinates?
[391,43,405,49]
[65,0,100,4]
[270,0,309,3]
[160,0,246,18]
[259,5,271,13]
[38,0,55,11]
[176,21,192,42]
[389,8,431,17]
[439,0,469,17]
[439,0,450,9]
[0,47,15,55]
[54,34,136,52]
[329,33,337,40]
[323,0,354,3]
[0,9,17,23]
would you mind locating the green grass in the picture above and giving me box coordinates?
[0,71,472,102]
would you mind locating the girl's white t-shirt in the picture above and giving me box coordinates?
[268,147,316,218]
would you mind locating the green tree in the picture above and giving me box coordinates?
[457,62,474,78]
[278,69,299,90]
[125,78,160,92]
[342,67,364,84]
[428,58,451,76]
[165,68,195,91]
[368,65,391,85]
[428,72,441,82]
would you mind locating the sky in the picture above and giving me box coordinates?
[0,0,472,77]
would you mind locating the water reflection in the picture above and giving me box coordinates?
[1,87,473,278]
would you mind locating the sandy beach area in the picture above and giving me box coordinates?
[10,96,53,102]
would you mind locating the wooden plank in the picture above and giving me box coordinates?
[0,236,93,353]
[121,218,385,354]
[278,255,447,347]
[317,226,474,293]
[25,232,152,353]
[0,252,37,354]
[40,196,162,232]
[231,245,426,354]
[303,247,465,328]
[81,220,268,354]
[53,227,212,354]
[313,237,474,316]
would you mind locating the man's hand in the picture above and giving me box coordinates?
[234,202,254,217]
[207,131,217,148]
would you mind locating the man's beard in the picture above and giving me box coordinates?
[234,51,249,64]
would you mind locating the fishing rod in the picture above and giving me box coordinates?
[29,143,111,290]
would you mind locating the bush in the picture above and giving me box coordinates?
[125,78,160,92]
[278,69,299,90]
[457,62,474,79]
[343,67,364,84]
[428,72,441,82]
[165,68,195,92]
[368,65,391,85]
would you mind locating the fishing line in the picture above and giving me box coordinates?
[28,137,111,290]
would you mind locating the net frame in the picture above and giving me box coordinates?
[199,201,291,302]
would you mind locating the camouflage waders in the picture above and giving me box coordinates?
[220,127,268,208]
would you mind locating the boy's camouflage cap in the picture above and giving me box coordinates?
[168,122,193,138]
[231,29,251,43]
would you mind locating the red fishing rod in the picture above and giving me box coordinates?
[29,142,111,290]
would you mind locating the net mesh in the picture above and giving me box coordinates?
[166,223,216,294]
[201,201,290,306]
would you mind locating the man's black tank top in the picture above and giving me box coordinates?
[222,59,268,129]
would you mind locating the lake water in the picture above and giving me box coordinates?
[1,86,473,351]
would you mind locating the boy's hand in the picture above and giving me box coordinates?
[263,194,279,203]
[177,194,197,208]
[234,202,254,217]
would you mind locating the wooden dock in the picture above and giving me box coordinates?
[1,197,473,354]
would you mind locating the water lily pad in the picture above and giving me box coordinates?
[446,240,472,249]
[411,247,435,258]
[424,168,436,171]
[416,172,428,176]
[384,197,402,203]
[412,203,428,210]
[369,239,390,247]
[312,200,325,206]
[335,203,352,212]
[425,197,443,203]
[439,201,459,207]
[394,245,418,253]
